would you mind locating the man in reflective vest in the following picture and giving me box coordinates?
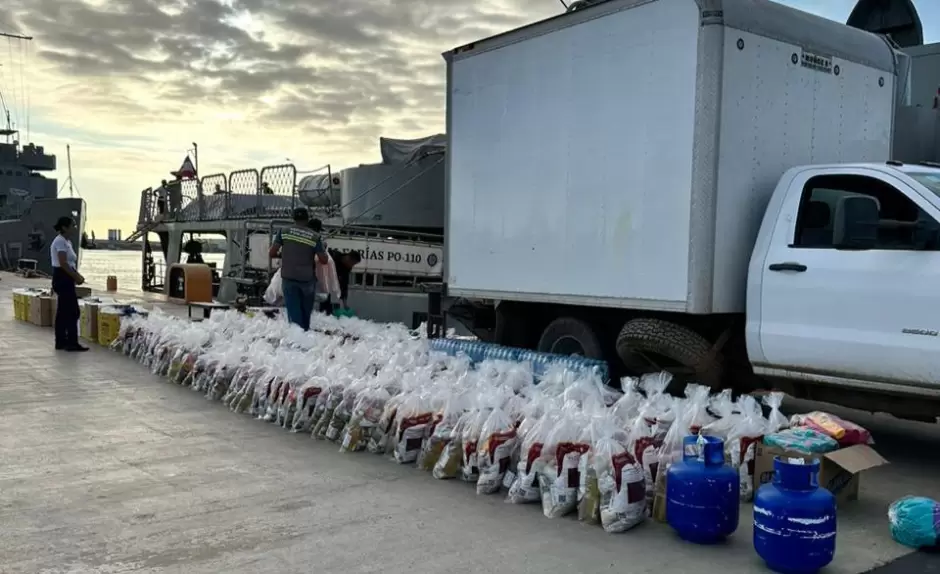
[269,208,327,330]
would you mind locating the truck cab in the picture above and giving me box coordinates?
[746,162,940,415]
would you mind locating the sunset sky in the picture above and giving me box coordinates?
[2,0,938,235]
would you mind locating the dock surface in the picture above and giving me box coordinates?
[1,273,938,573]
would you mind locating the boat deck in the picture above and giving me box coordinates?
[0,276,938,573]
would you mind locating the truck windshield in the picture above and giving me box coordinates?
[907,172,940,198]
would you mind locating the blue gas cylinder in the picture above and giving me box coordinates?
[754,457,836,574]
[666,435,740,544]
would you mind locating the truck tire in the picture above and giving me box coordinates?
[537,317,604,359]
[615,318,723,389]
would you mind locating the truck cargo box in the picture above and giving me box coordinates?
[443,0,899,314]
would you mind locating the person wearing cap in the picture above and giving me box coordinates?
[269,208,327,330]
[50,216,88,352]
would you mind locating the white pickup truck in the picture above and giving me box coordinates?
[440,0,940,418]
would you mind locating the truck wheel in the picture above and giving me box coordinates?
[615,318,723,389]
[537,317,604,360]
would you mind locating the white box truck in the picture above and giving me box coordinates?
[441,0,940,418]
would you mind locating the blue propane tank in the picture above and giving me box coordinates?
[666,435,740,544]
[754,457,836,574]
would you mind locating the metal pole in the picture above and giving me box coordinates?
[66,145,74,198]
[0,32,32,40]
[192,142,201,219]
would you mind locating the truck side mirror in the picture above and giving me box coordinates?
[833,195,879,250]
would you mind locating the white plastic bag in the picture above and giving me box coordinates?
[594,424,646,533]
[538,407,590,518]
[763,392,789,434]
[264,268,283,305]
[316,253,342,301]
[727,395,767,502]
[476,407,518,495]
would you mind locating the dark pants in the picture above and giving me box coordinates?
[51,268,80,348]
[281,277,317,331]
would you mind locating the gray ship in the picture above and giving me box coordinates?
[0,30,85,276]
[129,135,452,329]
[0,130,85,275]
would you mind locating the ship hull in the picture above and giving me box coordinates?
[0,198,86,275]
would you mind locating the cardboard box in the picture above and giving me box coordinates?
[754,443,887,504]
[79,300,102,341]
[28,295,54,327]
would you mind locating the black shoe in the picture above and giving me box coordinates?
[65,344,89,352]
[55,343,66,350]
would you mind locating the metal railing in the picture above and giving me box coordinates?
[135,163,299,225]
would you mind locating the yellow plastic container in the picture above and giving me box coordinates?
[97,308,123,347]
[20,292,31,322]
[12,292,22,320]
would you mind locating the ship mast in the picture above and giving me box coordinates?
[0,30,33,143]
[67,144,74,197]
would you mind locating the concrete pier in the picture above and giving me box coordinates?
[0,272,937,573]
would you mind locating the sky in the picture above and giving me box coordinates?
[2,0,939,234]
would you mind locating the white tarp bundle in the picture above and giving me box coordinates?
[379,134,446,165]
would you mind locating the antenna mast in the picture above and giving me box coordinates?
[67,144,74,198]
[0,32,32,41]
[0,31,32,143]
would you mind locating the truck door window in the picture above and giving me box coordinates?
[793,174,940,251]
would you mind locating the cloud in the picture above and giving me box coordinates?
[3,0,937,232]
[2,0,563,231]
[9,0,550,137]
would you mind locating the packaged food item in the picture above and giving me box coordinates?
[684,384,714,434]
[626,381,673,515]
[763,392,789,433]
[701,389,736,439]
[538,409,590,518]
[476,406,518,494]
[609,377,641,426]
[577,449,600,525]
[651,399,693,522]
[432,412,468,480]
[263,377,289,423]
[459,407,491,481]
[207,364,237,402]
[367,395,401,455]
[340,386,391,453]
[326,383,363,442]
[789,411,872,446]
[418,392,464,471]
[507,410,555,504]
[290,378,326,433]
[117,303,767,536]
[392,394,433,464]
[593,422,645,533]
[166,348,187,381]
[726,395,767,502]
[762,427,839,454]
[312,383,345,439]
